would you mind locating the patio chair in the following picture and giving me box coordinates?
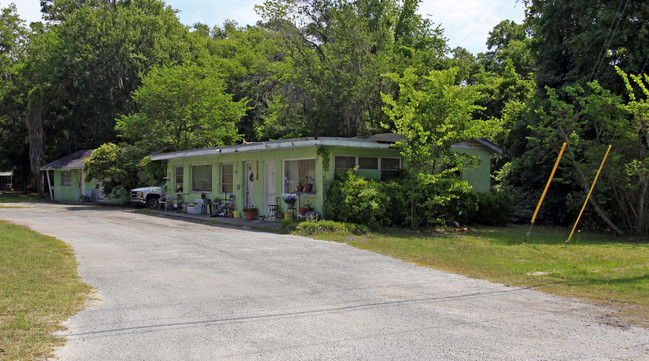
[79,190,92,202]
[267,197,281,222]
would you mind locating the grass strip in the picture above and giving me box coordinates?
[0,221,92,360]
[0,193,40,203]
[299,223,649,325]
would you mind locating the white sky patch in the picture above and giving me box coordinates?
[166,0,262,28]
[6,0,42,24]
[420,0,525,54]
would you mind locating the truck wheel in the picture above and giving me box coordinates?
[147,196,159,209]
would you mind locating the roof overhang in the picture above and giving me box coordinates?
[452,139,503,154]
[40,149,95,170]
[150,137,396,161]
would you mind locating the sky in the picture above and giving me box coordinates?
[8,0,526,54]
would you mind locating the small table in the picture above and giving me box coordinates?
[285,207,296,220]
[282,192,315,219]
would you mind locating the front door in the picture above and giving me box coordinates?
[264,160,276,215]
[245,162,254,207]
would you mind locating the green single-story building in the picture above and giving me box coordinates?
[40,149,103,202]
[150,134,502,218]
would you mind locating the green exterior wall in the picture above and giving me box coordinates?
[49,169,98,202]
[162,144,493,217]
[450,145,492,193]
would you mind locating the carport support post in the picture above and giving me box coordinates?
[45,170,53,200]
[525,142,566,243]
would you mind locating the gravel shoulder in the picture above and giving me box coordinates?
[1,203,648,360]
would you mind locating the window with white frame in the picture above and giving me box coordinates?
[334,155,401,180]
[191,165,212,192]
[174,166,183,192]
[61,170,72,186]
[380,158,401,180]
[358,157,378,170]
[221,163,233,193]
[334,156,355,171]
[283,158,315,193]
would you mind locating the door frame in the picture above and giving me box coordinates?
[245,162,254,207]
[264,160,277,215]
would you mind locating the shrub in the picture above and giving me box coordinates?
[324,170,477,228]
[99,186,129,205]
[324,170,390,229]
[473,191,512,226]
[294,220,369,235]
[407,174,476,228]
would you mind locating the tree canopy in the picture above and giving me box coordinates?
[116,63,248,152]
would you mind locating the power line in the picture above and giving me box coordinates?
[573,0,628,118]
[456,0,512,50]
[587,0,628,84]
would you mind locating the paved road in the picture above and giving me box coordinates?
[2,203,648,360]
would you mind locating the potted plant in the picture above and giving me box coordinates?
[296,179,304,192]
[299,200,313,216]
[303,176,313,193]
[243,205,258,220]
[283,195,296,208]
[227,205,235,218]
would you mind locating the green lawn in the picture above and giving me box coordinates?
[299,224,649,324]
[0,221,92,360]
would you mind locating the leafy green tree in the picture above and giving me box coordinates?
[499,1,649,229]
[382,67,499,227]
[116,63,248,152]
[525,0,649,92]
[532,68,649,235]
[255,0,447,138]
[203,22,286,141]
[479,20,534,78]
[22,0,209,163]
[39,0,115,22]
[83,143,140,196]
[0,3,30,191]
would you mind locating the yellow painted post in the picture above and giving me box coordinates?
[566,144,612,246]
[525,142,567,243]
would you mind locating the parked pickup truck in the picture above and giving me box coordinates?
[129,184,166,208]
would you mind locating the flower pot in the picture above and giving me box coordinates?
[284,212,294,220]
[299,207,313,216]
[233,210,241,218]
[275,212,284,220]
[245,210,258,220]
[303,183,313,192]
[296,185,304,192]
[229,211,234,218]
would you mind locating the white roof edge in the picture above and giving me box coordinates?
[150,139,394,160]
[39,167,81,171]
[474,138,503,154]
[452,139,503,154]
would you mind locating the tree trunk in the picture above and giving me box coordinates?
[410,180,416,229]
[587,195,625,236]
[25,90,45,198]
[635,176,647,235]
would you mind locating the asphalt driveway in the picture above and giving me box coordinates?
[1,203,648,360]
